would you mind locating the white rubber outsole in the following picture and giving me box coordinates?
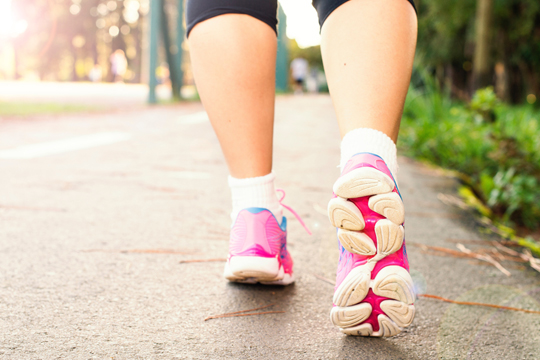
[332,167,394,199]
[368,192,405,225]
[329,168,415,337]
[224,256,295,286]
[328,197,365,231]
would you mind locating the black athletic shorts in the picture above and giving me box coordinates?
[186,0,416,38]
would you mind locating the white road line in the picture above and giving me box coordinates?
[0,132,132,159]
[178,111,209,124]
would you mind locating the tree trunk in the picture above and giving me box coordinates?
[472,0,493,91]
[160,2,181,100]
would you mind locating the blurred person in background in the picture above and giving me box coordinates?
[186,0,417,338]
[290,56,308,94]
[110,49,128,83]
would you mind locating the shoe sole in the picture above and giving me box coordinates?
[328,167,415,337]
[224,256,294,286]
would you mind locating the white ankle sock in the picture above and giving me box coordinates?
[228,172,283,224]
[340,128,398,179]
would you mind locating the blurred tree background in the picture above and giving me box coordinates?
[3,0,540,105]
[416,0,540,104]
[291,0,540,105]
[4,0,153,82]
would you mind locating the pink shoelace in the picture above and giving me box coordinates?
[276,189,312,235]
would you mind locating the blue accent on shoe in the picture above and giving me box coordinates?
[245,207,267,214]
[352,151,384,160]
[280,216,287,232]
[238,207,287,231]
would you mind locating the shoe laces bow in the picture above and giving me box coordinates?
[276,189,312,235]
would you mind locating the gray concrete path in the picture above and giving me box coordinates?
[1,95,539,359]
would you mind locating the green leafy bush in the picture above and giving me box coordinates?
[469,87,499,123]
[400,76,540,230]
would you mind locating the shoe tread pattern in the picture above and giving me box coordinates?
[330,166,415,337]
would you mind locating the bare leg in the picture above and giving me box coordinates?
[188,14,277,178]
[323,0,418,338]
[189,12,292,286]
[321,0,417,142]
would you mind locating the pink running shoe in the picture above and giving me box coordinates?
[327,153,415,337]
[224,190,311,286]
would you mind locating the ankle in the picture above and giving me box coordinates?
[340,128,398,180]
[228,172,283,224]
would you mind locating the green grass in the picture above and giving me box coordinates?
[0,102,98,117]
[400,73,540,246]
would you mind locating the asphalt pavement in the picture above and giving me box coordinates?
[1,93,539,359]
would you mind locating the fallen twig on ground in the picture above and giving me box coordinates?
[179,258,227,263]
[419,294,540,315]
[523,250,540,272]
[493,242,540,272]
[493,242,521,256]
[312,273,335,285]
[446,238,497,245]
[83,249,194,255]
[205,311,285,321]
[409,242,532,274]
[466,260,526,271]
[409,242,479,259]
[204,303,284,321]
[468,246,527,263]
[442,241,526,263]
[456,243,511,276]
[438,191,540,258]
